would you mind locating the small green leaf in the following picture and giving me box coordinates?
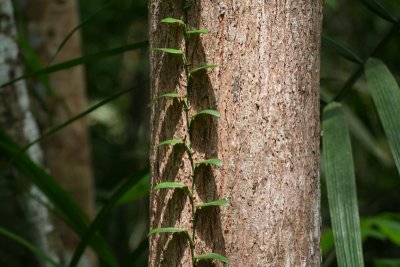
[195,253,229,264]
[159,92,181,98]
[193,109,221,120]
[186,29,209,35]
[322,35,362,64]
[197,199,229,209]
[195,158,223,167]
[157,139,184,147]
[189,64,218,75]
[148,227,187,236]
[161,17,185,26]
[152,48,183,55]
[153,182,187,190]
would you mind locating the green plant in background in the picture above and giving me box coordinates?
[148,11,229,266]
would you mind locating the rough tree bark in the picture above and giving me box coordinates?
[23,0,96,266]
[149,1,323,266]
[0,1,61,266]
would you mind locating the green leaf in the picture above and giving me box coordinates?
[193,109,221,120]
[197,199,229,209]
[0,227,61,267]
[157,139,184,147]
[152,48,183,55]
[0,130,118,267]
[322,102,364,267]
[0,41,149,89]
[158,92,181,98]
[195,158,223,167]
[365,58,400,175]
[148,227,187,236]
[186,29,209,35]
[194,253,229,264]
[153,182,187,190]
[161,17,185,26]
[359,0,396,23]
[322,35,362,64]
[375,259,400,267]
[69,169,149,267]
[373,219,400,246]
[189,64,218,75]
[321,228,334,256]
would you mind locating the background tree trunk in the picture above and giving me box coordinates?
[149,1,323,266]
[23,0,96,266]
[0,1,61,266]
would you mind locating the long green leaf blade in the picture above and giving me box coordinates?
[365,58,400,175]
[322,35,363,64]
[153,182,187,190]
[0,227,60,267]
[161,17,185,26]
[194,253,229,264]
[148,227,187,236]
[152,48,183,55]
[322,102,364,267]
[0,41,149,89]
[197,199,229,209]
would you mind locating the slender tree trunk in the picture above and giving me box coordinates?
[0,1,61,266]
[23,0,96,266]
[149,1,323,266]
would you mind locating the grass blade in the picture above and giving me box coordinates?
[322,35,363,64]
[365,58,400,175]
[194,253,229,264]
[0,41,149,89]
[69,169,149,267]
[0,130,118,267]
[22,87,135,152]
[0,227,61,267]
[322,102,364,267]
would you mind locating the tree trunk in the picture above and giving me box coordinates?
[23,0,96,266]
[0,1,61,266]
[149,1,322,266]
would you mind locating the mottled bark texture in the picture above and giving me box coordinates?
[149,1,322,266]
[0,1,61,266]
[24,0,96,266]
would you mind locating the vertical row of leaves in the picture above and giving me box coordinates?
[322,102,365,267]
[148,8,229,266]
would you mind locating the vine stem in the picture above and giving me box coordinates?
[182,1,197,266]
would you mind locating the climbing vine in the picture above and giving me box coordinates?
[148,3,229,266]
